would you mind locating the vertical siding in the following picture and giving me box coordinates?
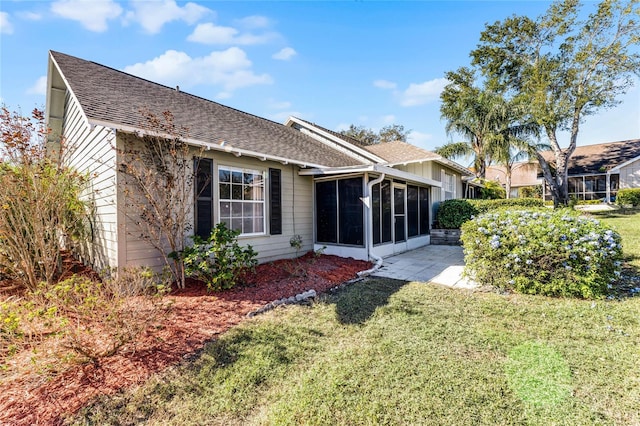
[619,159,640,189]
[60,92,118,270]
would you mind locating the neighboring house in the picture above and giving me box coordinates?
[45,51,472,271]
[486,162,541,198]
[540,140,640,202]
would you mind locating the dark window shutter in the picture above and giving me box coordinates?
[269,168,282,235]
[195,158,213,237]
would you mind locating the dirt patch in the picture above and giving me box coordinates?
[0,253,371,425]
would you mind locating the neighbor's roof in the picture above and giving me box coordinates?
[364,141,440,164]
[540,139,640,175]
[48,51,361,168]
[285,118,473,176]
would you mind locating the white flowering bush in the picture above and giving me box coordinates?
[461,209,623,299]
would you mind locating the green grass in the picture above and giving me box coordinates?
[594,209,640,269]
[72,278,640,425]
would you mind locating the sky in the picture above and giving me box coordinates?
[0,0,638,153]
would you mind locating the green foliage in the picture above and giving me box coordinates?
[471,0,640,205]
[339,123,410,145]
[461,209,623,298]
[519,185,542,198]
[0,106,89,291]
[470,198,545,213]
[177,222,258,291]
[479,179,506,199]
[436,198,545,229]
[616,188,640,207]
[436,199,478,229]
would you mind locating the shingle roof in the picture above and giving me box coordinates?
[364,141,440,164]
[540,139,640,175]
[49,51,360,168]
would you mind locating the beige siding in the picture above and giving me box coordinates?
[618,159,640,189]
[60,92,118,271]
[121,143,314,268]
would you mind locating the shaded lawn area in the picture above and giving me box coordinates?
[72,277,640,425]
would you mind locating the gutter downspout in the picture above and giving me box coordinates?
[357,173,386,277]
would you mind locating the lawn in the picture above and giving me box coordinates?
[73,259,640,423]
[595,209,640,269]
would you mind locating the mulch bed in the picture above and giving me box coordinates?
[0,253,371,425]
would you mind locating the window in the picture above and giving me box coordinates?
[372,180,392,245]
[419,187,430,235]
[315,177,363,246]
[407,185,430,238]
[444,172,455,200]
[219,166,265,235]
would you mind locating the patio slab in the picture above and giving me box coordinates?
[372,245,476,289]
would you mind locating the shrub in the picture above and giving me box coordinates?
[435,198,545,229]
[461,209,623,299]
[436,199,478,229]
[176,223,258,291]
[469,198,544,213]
[519,185,542,198]
[0,107,89,291]
[479,179,506,199]
[616,188,640,207]
[37,272,169,362]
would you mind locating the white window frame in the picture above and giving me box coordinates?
[218,165,266,236]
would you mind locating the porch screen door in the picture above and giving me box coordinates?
[393,185,406,243]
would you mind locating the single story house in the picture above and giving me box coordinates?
[483,140,640,201]
[540,140,640,202]
[45,51,473,272]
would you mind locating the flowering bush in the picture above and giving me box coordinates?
[461,209,623,298]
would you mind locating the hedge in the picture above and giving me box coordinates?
[435,198,545,229]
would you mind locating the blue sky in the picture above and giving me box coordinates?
[0,0,638,152]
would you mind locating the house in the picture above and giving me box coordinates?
[539,140,640,202]
[45,51,473,272]
[486,162,541,198]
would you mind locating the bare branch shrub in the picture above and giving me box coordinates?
[118,110,203,288]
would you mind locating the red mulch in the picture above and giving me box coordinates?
[0,253,371,425]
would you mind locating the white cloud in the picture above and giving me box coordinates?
[1,12,14,34]
[125,0,210,34]
[272,47,296,61]
[235,15,270,29]
[27,76,47,95]
[269,110,305,122]
[187,22,276,45]
[407,130,433,147]
[51,0,122,32]
[18,11,42,21]
[400,78,448,107]
[123,48,272,94]
[267,100,292,110]
[381,114,396,125]
[374,79,397,90]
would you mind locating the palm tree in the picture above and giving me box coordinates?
[487,101,543,198]
[437,68,507,179]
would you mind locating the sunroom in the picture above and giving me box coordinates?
[300,164,441,262]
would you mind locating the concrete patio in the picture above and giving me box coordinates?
[372,245,476,289]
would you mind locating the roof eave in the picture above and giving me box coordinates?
[88,118,327,169]
[299,163,442,187]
